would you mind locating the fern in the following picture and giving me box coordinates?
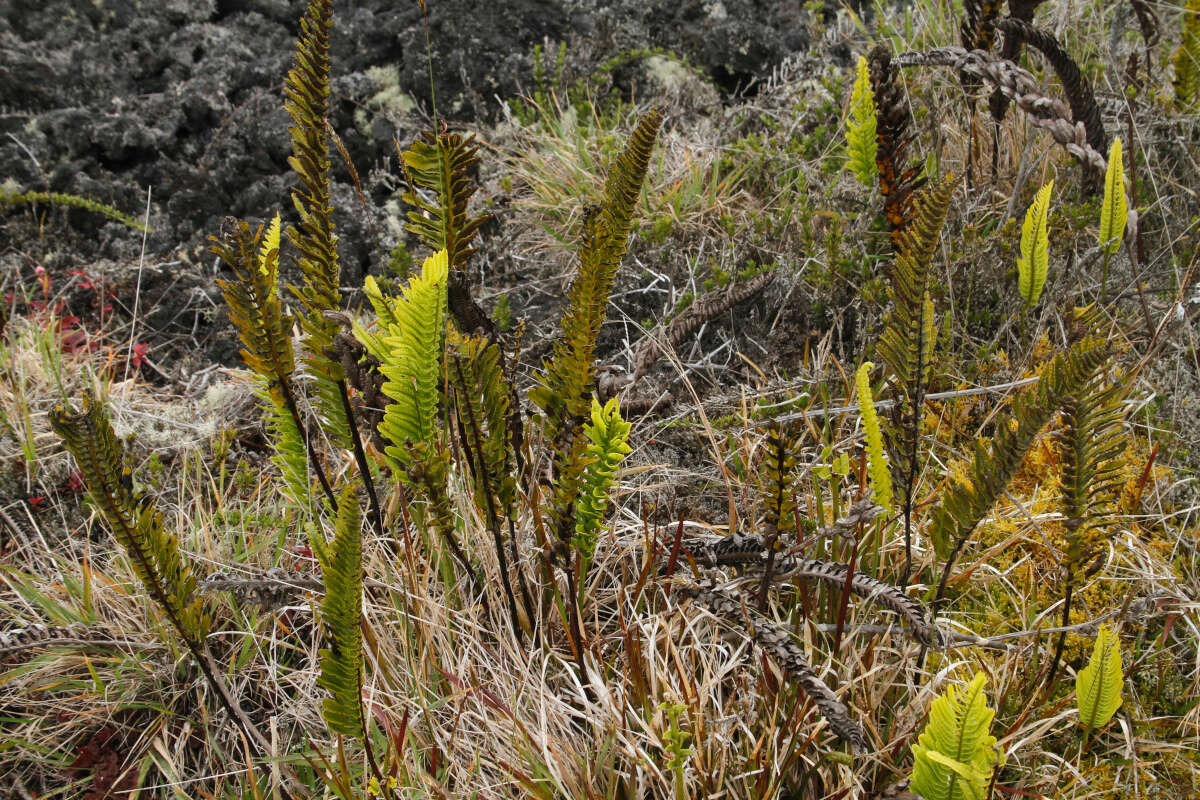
[0,190,148,232]
[1174,0,1200,109]
[1017,180,1052,307]
[49,394,275,755]
[358,250,449,474]
[212,217,322,510]
[531,109,662,550]
[50,392,208,646]
[1076,625,1124,733]
[315,485,366,740]
[856,362,892,515]
[755,425,800,606]
[910,672,999,800]
[400,132,494,334]
[284,0,349,444]
[531,108,663,426]
[869,45,927,245]
[845,56,878,189]
[878,174,956,573]
[929,337,1112,602]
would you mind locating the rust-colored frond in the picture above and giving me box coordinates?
[869,44,927,246]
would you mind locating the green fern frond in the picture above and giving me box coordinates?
[284,0,349,442]
[49,392,208,646]
[575,397,633,561]
[359,249,449,473]
[846,56,878,188]
[401,133,489,269]
[1060,354,1125,566]
[929,337,1111,560]
[910,672,999,800]
[531,108,663,426]
[0,190,148,232]
[449,332,517,516]
[316,485,366,740]
[1076,624,1124,733]
[878,175,956,529]
[856,362,892,514]
[1099,138,1127,254]
[1174,0,1200,109]
[1017,180,1052,307]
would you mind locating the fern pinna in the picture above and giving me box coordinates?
[878,174,957,577]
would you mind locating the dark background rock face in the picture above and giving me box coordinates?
[0,0,810,360]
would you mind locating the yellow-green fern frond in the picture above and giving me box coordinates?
[362,250,449,473]
[1174,0,1200,109]
[315,485,365,740]
[759,426,799,541]
[929,337,1111,559]
[50,392,208,646]
[0,189,148,232]
[856,362,892,513]
[846,56,878,188]
[910,673,999,800]
[1076,625,1124,733]
[1017,180,1052,307]
[1099,138,1127,254]
[575,397,633,560]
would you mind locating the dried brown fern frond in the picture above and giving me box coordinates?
[896,47,1107,173]
[996,18,1108,159]
[629,270,774,382]
[989,0,1051,122]
[677,580,870,754]
[959,0,1004,95]
[869,44,926,246]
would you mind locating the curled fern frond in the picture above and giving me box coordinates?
[1076,625,1124,732]
[995,18,1108,160]
[50,392,208,646]
[400,131,494,334]
[987,0,1050,122]
[910,672,999,800]
[315,485,366,740]
[856,362,892,514]
[1017,180,1053,307]
[679,580,869,754]
[846,56,878,188]
[958,0,1003,95]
